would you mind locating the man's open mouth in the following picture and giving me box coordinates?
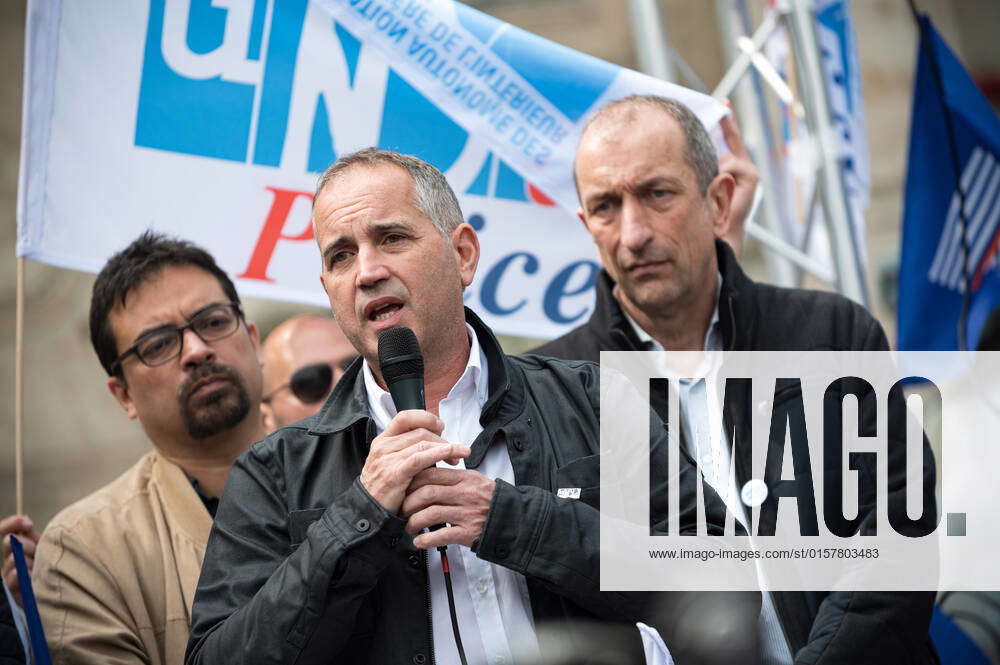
[365,298,404,322]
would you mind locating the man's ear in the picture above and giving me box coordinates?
[246,321,261,352]
[107,375,138,420]
[260,401,277,434]
[451,223,481,288]
[707,172,735,240]
[578,207,602,243]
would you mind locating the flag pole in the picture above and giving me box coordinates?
[906,0,974,350]
[14,256,25,514]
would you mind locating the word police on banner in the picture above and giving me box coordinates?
[19,0,725,340]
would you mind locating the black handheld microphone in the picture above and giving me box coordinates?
[376,327,440,529]
[376,327,468,665]
[377,327,425,411]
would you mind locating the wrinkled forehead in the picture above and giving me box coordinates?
[313,164,423,236]
[575,109,691,189]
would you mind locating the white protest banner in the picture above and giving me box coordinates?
[18,0,726,340]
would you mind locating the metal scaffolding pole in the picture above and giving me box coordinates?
[714,0,798,288]
[628,0,678,83]
[786,0,870,305]
[702,0,871,305]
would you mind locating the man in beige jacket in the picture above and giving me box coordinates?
[30,232,266,665]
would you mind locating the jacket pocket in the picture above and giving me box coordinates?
[555,454,601,509]
[288,508,327,548]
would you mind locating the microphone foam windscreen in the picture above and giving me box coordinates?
[377,327,424,382]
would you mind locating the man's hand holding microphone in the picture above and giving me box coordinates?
[359,327,495,550]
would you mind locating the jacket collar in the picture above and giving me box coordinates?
[715,238,757,351]
[590,270,646,352]
[588,239,757,352]
[149,451,214,547]
[308,308,522,440]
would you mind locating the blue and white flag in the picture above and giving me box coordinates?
[898,15,1000,350]
[17,0,726,340]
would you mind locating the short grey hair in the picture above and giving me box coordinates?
[314,148,465,236]
[578,95,719,195]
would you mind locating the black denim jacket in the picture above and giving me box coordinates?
[185,308,724,665]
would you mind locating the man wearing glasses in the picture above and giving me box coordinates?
[30,231,266,665]
[259,315,358,432]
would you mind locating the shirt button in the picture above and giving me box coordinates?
[413,653,427,664]
[741,479,768,507]
[355,518,371,533]
[494,656,505,665]
[475,582,488,595]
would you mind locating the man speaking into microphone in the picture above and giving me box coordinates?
[186,149,724,665]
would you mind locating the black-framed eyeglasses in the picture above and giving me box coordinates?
[262,355,359,405]
[110,302,244,374]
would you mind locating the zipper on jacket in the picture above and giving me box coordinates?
[424,548,436,664]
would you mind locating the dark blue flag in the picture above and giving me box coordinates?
[898,15,1000,350]
[10,536,51,665]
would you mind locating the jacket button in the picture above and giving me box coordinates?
[408,554,421,568]
[495,543,509,559]
[413,653,427,664]
[513,438,524,451]
[389,535,400,547]
[741,480,768,507]
[355,518,371,533]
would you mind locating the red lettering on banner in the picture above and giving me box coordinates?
[239,187,314,282]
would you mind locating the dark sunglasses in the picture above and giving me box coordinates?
[263,356,359,404]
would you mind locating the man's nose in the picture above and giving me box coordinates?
[180,328,216,369]
[356,246,391,288]
[619,195,654,253]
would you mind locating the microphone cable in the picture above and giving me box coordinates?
[437,544,469,665]
[378,328,467,664]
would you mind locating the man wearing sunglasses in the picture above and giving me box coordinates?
[259,315,359,431]
[31,231,265,665]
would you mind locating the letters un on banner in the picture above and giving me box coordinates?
[599,351,1000,592]
[18,0,726,340]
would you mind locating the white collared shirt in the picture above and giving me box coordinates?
[623,277,794,665]
[362,324,539,665]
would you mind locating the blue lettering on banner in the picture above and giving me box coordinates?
[379,71,467,172]
[454,2,616,123]
[252,0,310,167]
[480,252,540,315]
[308,92,337,173]
[136,0,258,162]
[543,260,599,324]
[133,0,553,197]
[132,0,600,328]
